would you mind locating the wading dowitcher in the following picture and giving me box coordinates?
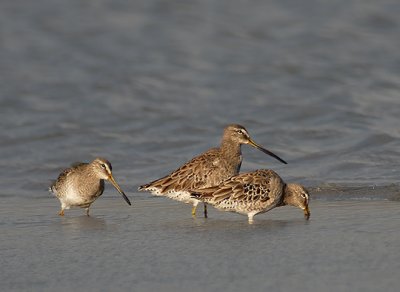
[191,169,310,223]
[139,124,287,217]
[49,158,131,216]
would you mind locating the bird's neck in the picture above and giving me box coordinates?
[281,184,295,206]
[220,138,242,159]
[220,139,242,174]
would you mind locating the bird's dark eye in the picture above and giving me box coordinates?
[101,164,106,169]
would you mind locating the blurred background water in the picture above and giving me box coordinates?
[1,0,400,291]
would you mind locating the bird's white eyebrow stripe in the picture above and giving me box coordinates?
[103,163,112,174]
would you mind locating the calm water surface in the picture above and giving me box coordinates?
[1,0,400,291]
[1,198,400,292]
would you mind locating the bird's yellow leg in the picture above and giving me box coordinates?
[191,205,197,217]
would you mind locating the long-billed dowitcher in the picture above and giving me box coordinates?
[49,158,131,216]
[139,124,287,217]
[191,169,310,223]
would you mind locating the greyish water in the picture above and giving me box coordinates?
[1,0,400,291]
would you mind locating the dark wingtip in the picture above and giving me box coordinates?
[138,183,152,191]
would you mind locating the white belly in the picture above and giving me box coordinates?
[148,188,199,206]
[60,188,97,209]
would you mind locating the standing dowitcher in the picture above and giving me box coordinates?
[139,124,287,217]
[49,158,131,216]
[191,169,310,223]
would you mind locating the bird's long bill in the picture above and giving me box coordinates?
[304,205,310,220]
[247,138,288,164]
[108,175,132,206]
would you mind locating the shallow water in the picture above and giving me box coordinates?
[1,0,400,291]
[1,198,400,292]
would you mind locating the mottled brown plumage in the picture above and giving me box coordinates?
[139,124,287,217]
[191,169,310,223]
[50,158,131,216]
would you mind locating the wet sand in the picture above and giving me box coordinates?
[1,196,399,292]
